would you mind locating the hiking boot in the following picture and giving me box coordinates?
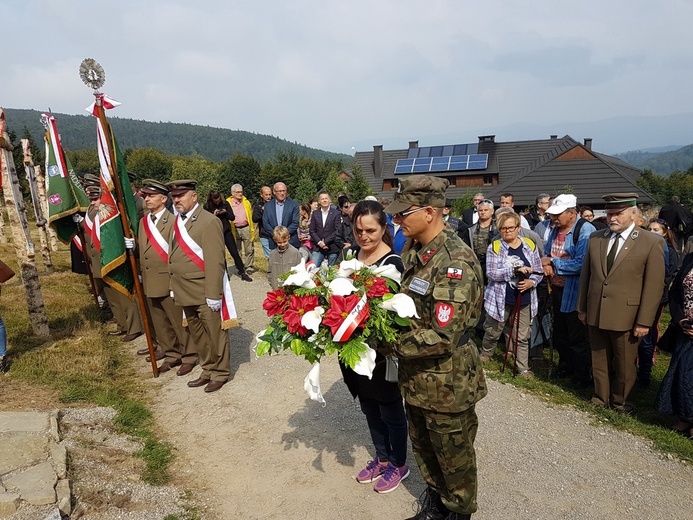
[240,273,253,282]
[356,458,386,483]
[405,487,448,520]
[374,463,410,493]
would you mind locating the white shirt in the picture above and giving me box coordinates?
[150,208,166,225]
[608,222,636,259]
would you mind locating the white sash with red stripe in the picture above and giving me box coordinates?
[174,214,238,329]
[332,293,369,342]
[84,211,101,252]
[143,216,169,263]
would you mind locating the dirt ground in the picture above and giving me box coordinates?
[4,272,693,519]
[144,274,693,520]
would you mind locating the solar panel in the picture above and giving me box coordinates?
[394,153,488,175]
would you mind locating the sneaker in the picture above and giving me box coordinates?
[373,463,410,493]
[356,458,386,483]
[518,370,534,379]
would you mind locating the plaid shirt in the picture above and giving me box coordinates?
[484,238,544,322]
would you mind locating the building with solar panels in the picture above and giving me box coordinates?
[354,135,655,208]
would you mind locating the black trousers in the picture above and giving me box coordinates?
[224,231,246,274]
[552,285,591,381]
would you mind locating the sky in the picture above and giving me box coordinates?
[2,0,693,155]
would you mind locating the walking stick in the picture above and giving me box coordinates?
[501,294,523,375]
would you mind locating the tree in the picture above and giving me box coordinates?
[294,171,318,204]
[171,154,219,202]
[451,191,473,217]
[346,165,372,202]
[125,148,173,183]
[321,170,346,201]
[217,153,262,199]
[67,149,100,175]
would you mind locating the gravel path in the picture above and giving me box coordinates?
[144,273,693,519]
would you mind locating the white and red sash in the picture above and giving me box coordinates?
[332,293,369,342]
[174,214,238,329]
[84,211,101,252]
[72,235,83,252]
[143,215,169,263]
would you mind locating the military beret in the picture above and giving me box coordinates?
[140,178,169,196]
[165,179,197,196]
[384,175,449,215]
[602,192,638,210]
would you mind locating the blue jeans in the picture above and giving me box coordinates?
[311,251,338,267]
[360,398,408,467]
[0,315,6,358]
[260,237,271,259]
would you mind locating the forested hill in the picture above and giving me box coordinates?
[3,108,351,164]
[615,144,693,176]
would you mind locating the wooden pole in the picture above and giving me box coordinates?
[34,164,60,251]
[0,109,50,337]
[22,139,53,272]
[93,96,158,377]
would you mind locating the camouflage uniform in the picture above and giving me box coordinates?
[387,176,487,517]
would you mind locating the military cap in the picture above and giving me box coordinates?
[140,178,169,196]
[82,173,101,187]
[602,192,638,210]
[166,179,198,196]
[127,171,138,182]
[85,185,101,195]
[384,175,449,215]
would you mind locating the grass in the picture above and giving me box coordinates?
[0,238,173,485]
[163,492,202,520]
[479,324,693,463]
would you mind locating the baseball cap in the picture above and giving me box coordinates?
[546,194,577,215]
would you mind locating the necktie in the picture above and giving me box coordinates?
[606,234,620,273]
[150,214,156,224]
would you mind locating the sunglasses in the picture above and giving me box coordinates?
[649,218,669,227]
[392,206,428,219]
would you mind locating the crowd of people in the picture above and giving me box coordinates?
[5,169,693,520]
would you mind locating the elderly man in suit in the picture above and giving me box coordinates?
[309,190,341,266]
[578,193,665,413]
[135,179,193,375]
[262,182,300,249]
[167,179,230,393]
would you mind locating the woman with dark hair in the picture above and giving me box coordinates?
[203,190,252,282]
[298,203,313,255]
[656,251,693,437]
[340,200,409,494]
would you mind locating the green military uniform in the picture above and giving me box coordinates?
[387,176,487,518]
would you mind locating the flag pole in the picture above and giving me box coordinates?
[92,95,159,378]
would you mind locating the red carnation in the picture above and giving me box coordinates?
[364,276,389,298]
[322,294,369,336]
[284,294,320,335]
[263,289,289,317]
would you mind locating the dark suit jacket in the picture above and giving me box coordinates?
[462,207,477,226]
[262,198,300,249]
[138,209,174,298]
[168,204,225,306]
[309,206,341,255]
[577,227,665,331]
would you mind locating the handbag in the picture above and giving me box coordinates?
[0,259,15,283]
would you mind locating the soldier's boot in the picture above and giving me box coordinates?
[405,487,448,520]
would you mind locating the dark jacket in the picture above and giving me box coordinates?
[335,214,354,251]
[253,199,272,238]
[309,206,341,255]
[204,200,234,234]
[262,198,300,249]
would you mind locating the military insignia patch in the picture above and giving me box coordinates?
[446,267,463,280]
[435,302,454,327]
[421,249,436,263]
[631,231,639,239]
[409,277,430,295]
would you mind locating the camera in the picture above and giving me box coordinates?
[514,266,527,282]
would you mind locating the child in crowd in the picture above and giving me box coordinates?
[268,226,308,289]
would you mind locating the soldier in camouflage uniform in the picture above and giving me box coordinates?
[385,175,487,520]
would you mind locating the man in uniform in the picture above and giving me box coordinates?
[578,193,665,413]
[82,174,143,342]
[167,179,230,393]
[136,179,194,375]
[385,175,487,520]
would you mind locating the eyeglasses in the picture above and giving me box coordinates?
[500,225,518,232]
[392,206,428,219]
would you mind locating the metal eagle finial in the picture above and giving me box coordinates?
[79,58,105,90]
